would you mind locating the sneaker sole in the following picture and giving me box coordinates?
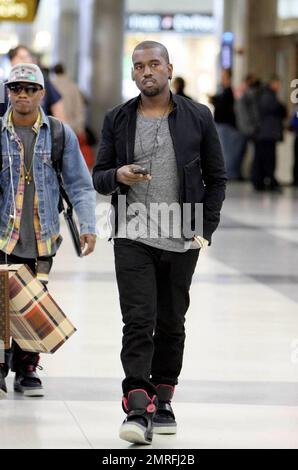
[119,424,152,445]
[14,385,45,397]
[0,389,7,400]
[153,424,177,435]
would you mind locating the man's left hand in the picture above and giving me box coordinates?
[80,233,97,256]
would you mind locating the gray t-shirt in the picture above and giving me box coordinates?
[123,113,190,252]
[12,126,38,258]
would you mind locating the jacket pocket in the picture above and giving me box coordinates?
[184,157,205,202]
[42,156,56,185]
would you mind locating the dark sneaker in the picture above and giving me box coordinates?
[0,364,8,399]
[153,384,177,434]
[13,354,44,397]
[119,389,157,445]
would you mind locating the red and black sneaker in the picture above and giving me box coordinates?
[13,353,44,397]
[119,389,158,445]
[153,384,177,434]
[0,364,8,399]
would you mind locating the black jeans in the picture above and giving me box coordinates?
[114,238,200,397]
[0,251,52,372]
[252,140,278,189]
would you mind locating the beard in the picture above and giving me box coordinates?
[141,86,160,97]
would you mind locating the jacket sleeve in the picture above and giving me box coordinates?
[92,112,120,196]
[200,107,227,242]
[62,124,97,235]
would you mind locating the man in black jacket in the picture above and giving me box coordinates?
[252,75,287,191]
[93,41,227,445]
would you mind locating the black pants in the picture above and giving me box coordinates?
[114,238,200,397]
[0,251,52,372]
[252,140,278,189]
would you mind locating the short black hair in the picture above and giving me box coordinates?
[173,76,185,91]
[53,63,65,75]
[8,44,30,61]
[133,41,170,64]
[222,68,232,79]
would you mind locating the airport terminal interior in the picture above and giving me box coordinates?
[1,0,298,449]
[1,183,298,449]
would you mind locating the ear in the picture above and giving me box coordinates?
[131,67,135,82]
[167,64,173,80]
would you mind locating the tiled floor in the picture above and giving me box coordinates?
[1,183,298,449]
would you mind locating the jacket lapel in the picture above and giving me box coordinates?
[123,97,139,164]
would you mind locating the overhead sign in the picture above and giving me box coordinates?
[221,32,234,70]
[126,13,215,34]
[0,0,40,22]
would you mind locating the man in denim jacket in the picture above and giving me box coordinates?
[0,64,96,399]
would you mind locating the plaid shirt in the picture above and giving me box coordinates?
[0,111,60,258]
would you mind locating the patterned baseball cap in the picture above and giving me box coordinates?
[6,63,45,89]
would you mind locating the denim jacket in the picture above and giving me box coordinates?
[0,107,96,241]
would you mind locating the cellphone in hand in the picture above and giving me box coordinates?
[132,167,149,175]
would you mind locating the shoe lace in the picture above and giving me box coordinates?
[20,355,43,372]
[27,364,43,372]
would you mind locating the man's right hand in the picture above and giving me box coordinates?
[116,165,152,186]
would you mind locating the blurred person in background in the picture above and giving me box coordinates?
[52,63,85,135]
[235,74,262,180]
[52,63,94,168]
[0,45,66,121]
[236,74,260,138]
[252,74,287,192]
[289,106,298,188]
[210,68,244,180]
[172,76,192,100]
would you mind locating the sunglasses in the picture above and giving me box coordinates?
[8,84,42,96]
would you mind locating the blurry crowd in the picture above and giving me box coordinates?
[210,69,288,192]
[0,45,96,169]
[1,44,296,191]
[173,70,297,193]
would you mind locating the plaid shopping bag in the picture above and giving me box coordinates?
[8,264,76,354]
[0,270,10,351]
